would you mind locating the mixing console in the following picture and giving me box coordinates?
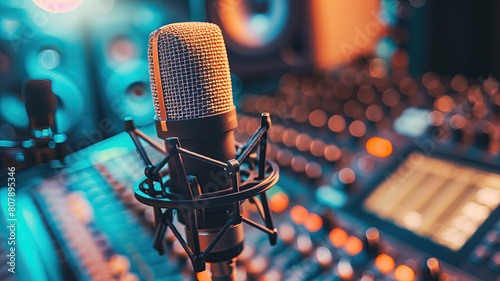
[2,63,500,281]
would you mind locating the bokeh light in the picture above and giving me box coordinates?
[32,0,84,13]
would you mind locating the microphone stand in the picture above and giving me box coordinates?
[124,113,279,281]
[210,259,236,281]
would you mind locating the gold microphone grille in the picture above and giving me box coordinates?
[148,22,234,121]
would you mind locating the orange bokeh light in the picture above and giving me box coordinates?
[304,213,323,232]
[329,228,348,248]
[375,254,395,274]
[269,192,289,213]
[366,137,393,158]
[394,265,415,281]
[290,205,309,225]
[344,236,363,256]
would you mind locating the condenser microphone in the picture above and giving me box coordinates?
[148,22,241,279]
[24,79,57,138]
[0,79,66,169]
[125,21,279,281]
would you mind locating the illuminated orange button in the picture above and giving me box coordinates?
[394,265,415,281]
[290,205,309,225]
[329,228,348,248]
[269,192,289,213]
[304,213,323,232]
[375,254,395,274]
[344,236,363,256]
[366,137,393,158]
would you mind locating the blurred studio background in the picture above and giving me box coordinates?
[3,1,500,281]
[1,0,499,151]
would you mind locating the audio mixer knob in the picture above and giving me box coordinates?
[422,258,441,281]
[363,227,380,255]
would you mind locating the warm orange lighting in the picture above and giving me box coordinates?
[309,109,328,127]
[311,0,383,69]
[394,265,415,281]
[328,115,346,133]
[329,228,348,247]
[369,58,388,78]
[427,111,444,126]
[324,144,342,162]
[33,0,84,13]
[366,104,383,122]
[108,255,130,276]
[345,100,363,118]
[338,168,356,184]
[344,236,363,256]
[434,96,454,112]
[337,259,354,280]
[451,75,468,92]
[259,269,282,281]
[366,137,393,158]
[392,48,409,71]
[349,120,366,137]
[449,114,466,129]
[196,271,212,281]
[296,134,313,151]
[305,162,322,179]
[399,78,418,96]
[375,254,395,274]
[291,105,310,123]
[217,0,263,48]
[247,256,268,276]
[269,192,289,213]
[290,205,309,225]
[305,213,323,232]
[310,140,326,157]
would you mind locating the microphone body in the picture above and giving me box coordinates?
[23,79,57,139]
[148,22,243,266]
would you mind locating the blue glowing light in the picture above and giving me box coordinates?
[0,94,29,128]
[376,37,397,61]
[316,185,347,209]
[38,49,61,69]
[15,153,25,162]
[394,107,431,138]
[250,14,270,34]
[0,12,22,40]
[54,133,67,143]
[106,59,154,126]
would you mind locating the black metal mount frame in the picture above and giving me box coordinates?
[124,112,279,272]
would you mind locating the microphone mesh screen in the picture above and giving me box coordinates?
[148,22,234,120]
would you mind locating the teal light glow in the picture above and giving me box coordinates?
[0,12,22,40]
[38,49,61,69]
[0,94,29,128]
[252,0,289,46]
[250,14,270,34]
[133,2,165,32]
[15,153,25,162]
[54,133,67,143]
[316,185,347,209]
[376,37,397,61]
[106,59,154,126]
[380,0,399,25]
